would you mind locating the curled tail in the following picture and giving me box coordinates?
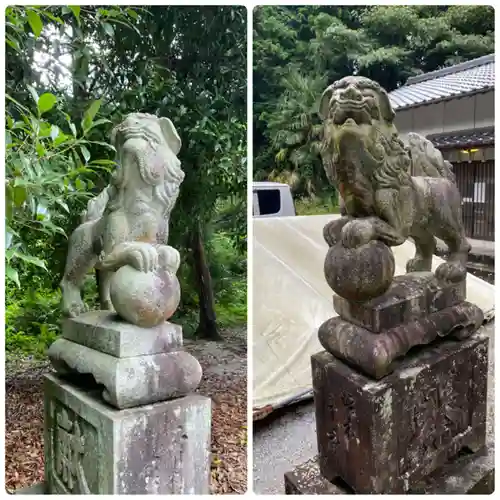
[406,132,455,182]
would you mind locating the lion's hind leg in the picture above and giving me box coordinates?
[98,270,115,311]
[435,220,470,283]
[407,229,435,273]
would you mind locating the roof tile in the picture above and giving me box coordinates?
[389,55,494,110]
[427,127,494,149]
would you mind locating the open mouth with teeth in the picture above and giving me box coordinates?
[332,99,373,126]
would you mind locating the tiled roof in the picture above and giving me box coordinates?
[427,127,494,149]
[389,55,494,110]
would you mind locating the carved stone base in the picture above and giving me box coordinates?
[333,272,466,333]
[48,339,202,409]
[44,373,211,494]
[48,312,201,409]
[319,301,483,379]
[312,332,489,494]
[284,443,494,494]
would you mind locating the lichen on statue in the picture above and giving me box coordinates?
[60,113,185,327]
[319,75,470,300]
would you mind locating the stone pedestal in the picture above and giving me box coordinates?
[44,311,211,494]
[47,312,202,409]
[311,332,488,493]
[44,373,211,494]
[285,272,490,495]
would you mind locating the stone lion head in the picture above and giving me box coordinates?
[108,113,185,214]
[319,75,395,126]
[319,76,411,194]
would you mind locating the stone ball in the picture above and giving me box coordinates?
[110,265,181,328]
[324,240,395,302]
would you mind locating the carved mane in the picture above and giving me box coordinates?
[406,132,456,181]
[369,129,412,191]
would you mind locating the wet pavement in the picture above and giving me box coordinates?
[253,400,317,494]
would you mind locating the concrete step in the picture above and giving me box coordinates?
[467,262,495,284]
[435,239,494,267]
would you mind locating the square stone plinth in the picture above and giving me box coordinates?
[62,311,182,358]
[44,373,211,494]
[333,272,466,333]
[284,443,494,495]
[312,332,489,494]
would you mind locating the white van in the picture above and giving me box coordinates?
[252,181,296,218]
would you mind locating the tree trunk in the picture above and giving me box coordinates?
[95,268,102,302]
[191,224,221,340]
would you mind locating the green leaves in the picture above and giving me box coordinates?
[27,85,39,105]
[7,249,47,270]
[85,99,102,123]
[75,178,86,191]
[50,125,60,141]
[6,33,21,52]
[6,266,20,288]
[38,93,57,114]
[80,145,91,163]
[5,247,47,287]
[6,89,114,290]
[27,9,43,37]
[82,99,106,134]
[69,6,81,21]
[54,132,69,146]
[103,23,114,37]
[12,185,27,207]
[126,8,139,20]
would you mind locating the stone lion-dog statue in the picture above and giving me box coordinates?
[319,75,470,284]
[60,113,185,324]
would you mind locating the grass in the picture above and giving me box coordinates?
[5,276,100,358]
[294,195,340,216]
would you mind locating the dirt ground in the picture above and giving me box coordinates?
[5,326,247,494]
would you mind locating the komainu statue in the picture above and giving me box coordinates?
[319,76,470,290]
[60,113,185,327]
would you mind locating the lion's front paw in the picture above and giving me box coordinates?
[127,243,159,273]
[323,217,350,247]
[157,245,180,274]
[100,242,159,273]
[341,219,375,248]
[435,261,467,283]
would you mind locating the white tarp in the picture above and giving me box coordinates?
[253,214,495,412]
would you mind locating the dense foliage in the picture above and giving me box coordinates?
[5,5,247,354]
[253,5,495,201]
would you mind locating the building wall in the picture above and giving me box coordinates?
[394,90,494,139]
[393,90,495,241]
